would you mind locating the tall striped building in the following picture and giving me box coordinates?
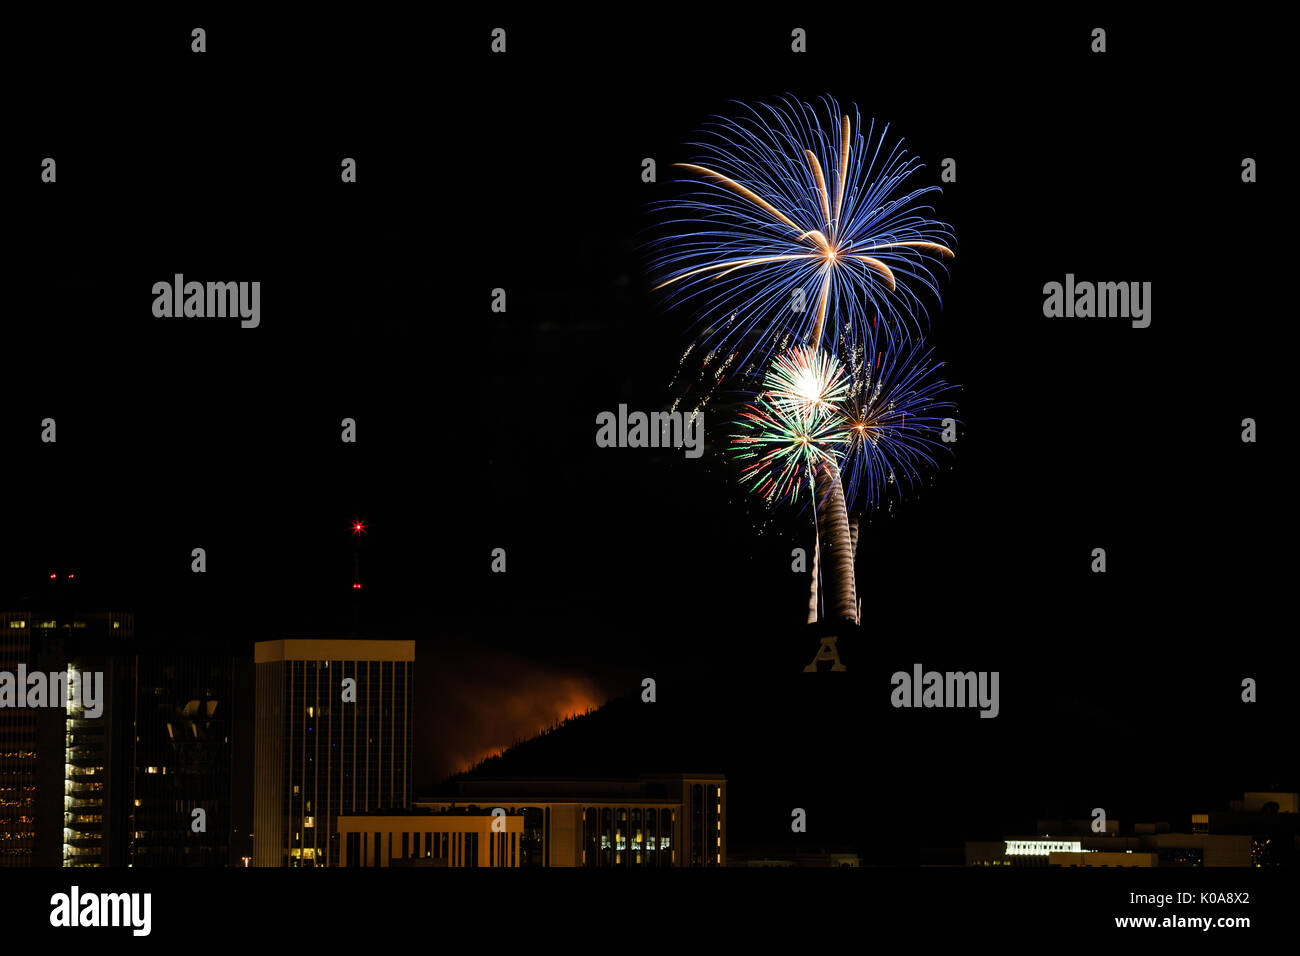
[1,607,133,867]
[252,639,414,867]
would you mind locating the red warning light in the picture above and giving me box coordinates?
[352,520,366,535]
[352,582,363,590]
[67,573,75,580]
[49,572,57,579]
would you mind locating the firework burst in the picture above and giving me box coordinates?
[649,95,954,368]
[763,343,850,419]
[731,395,848,508]
[730,346,852,508]
[839,329,959,514]
[649,96,960,629]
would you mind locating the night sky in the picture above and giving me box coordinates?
[1,12,1288,852]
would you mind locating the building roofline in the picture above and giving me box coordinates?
[254,639,415,662]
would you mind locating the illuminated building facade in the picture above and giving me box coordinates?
[54,615,133,869]
[337,807,525,867]
[967,814,1260,867]
[0,611,41,864]
[413,774,727,867]
[5,603,239,868]
[253,639,415,867]
[0,608,133,867]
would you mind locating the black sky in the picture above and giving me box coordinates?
[1,12,1289,835]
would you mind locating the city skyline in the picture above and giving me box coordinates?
[3,591,1294,868]
[0,7,1287,943]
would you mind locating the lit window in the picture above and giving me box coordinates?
[146,767,158,775]
[7,621,25,629]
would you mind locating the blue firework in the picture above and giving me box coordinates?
[838,325,959,514]
[648,95,954,370]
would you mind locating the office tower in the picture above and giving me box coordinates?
[253,639,415,867]
[128,639,235,866]
[0,611,40,864]
[0,606,133,867]
[5,594,239,869]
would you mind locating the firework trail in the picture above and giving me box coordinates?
[650,96,959,628]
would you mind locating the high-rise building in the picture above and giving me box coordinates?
[252,639,415,867]
[128,639,235,866]
[0,611,42,864]
[0,607,133,867]
[5,590,238,869]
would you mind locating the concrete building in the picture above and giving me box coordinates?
[1050,851,1156,867]
[414,774,727,866]
[734,852,861,867]
[1,607,134,867]
[966,805,1263,867]
[4,600,238,868]
[253,639,415,867]
[337,807,525,867]
[1228,792,1298,814]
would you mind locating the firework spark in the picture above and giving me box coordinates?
[649,97,960,629]
[649,96,954,367]
[839,328,959,513]
[763,343,850,419]
[730,347,852,508]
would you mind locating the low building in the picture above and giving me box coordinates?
[413,774,726,867]
[734,851,860,867]
[337,807,524,867]
[1049,851,1156,867]
[968,833,1254,867]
